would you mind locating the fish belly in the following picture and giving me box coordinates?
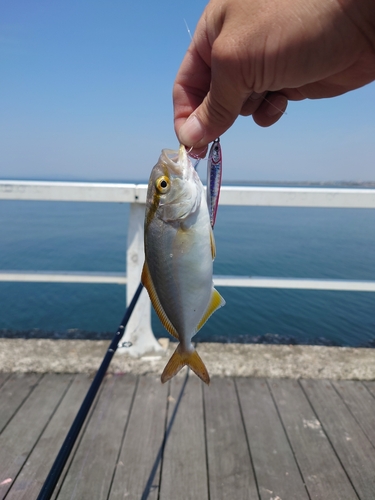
[146,206,212,345]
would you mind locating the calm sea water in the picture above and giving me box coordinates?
[1,199,374,347]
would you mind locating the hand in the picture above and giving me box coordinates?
[173,0,375,153]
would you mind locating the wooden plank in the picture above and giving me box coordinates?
[56,374,136,500]
[4,374,93,500]
[49,377,103,500]
[269,379,357,500]
[108,374,168,500]
[363,381,375,399]
[0,374,73,500]
[333,381,375,448]
[0,373,10,390]
[301,379,375,500]
[0,373,42,434]
[204,377,257,500]
[236,378,309,500]
[159,372,208,500]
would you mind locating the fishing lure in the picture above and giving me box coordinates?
[206,138,222,229]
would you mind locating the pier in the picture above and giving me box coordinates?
[1,181,375,498]
[1,340,375,500]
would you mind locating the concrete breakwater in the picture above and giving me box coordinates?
[0,339,374,380]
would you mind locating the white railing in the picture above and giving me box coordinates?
[1,180,375,356]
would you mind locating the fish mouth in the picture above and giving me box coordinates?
[160,144,188,176]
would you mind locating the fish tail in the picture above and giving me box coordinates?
[161,345,210,385]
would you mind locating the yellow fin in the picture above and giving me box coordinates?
[196,287,225,332]
[141,262,179,340]
[210,228,216,260]
[161,345,210,385]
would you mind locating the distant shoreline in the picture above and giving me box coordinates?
[222,180,375,188]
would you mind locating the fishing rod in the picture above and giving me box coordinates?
[36,282,144,500]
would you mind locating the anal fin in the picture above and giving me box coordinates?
[196,287,225,332]
[141,261,179,340]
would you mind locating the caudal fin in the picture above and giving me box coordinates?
[161,345,210,385]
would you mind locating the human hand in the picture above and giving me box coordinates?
[173,0,375,153]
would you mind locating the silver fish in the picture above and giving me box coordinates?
[142,145,225,384]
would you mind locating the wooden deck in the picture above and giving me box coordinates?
[0,372,375,500]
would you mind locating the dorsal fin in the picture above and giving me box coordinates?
[141,262,179,340]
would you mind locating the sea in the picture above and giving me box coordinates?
[1,187,375,347]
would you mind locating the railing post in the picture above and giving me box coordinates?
[118,202,166,357]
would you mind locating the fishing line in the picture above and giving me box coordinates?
[261,95,288,116]
[183,19,193,41]
[36,282,144,500]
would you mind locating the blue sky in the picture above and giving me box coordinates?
[1,0,374,182]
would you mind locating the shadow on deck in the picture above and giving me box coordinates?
[0,371,375,500]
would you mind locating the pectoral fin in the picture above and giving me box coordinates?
[161,344,210,385]
[141,261,179,340]
[196,287,225,332]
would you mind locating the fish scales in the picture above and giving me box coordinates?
[142,145,225,384]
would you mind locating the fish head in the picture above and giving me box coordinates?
[146,144,202,223]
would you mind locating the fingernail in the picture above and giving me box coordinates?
[266,96,288,117]
[179,115,205,146]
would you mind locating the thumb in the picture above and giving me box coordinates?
[178,55,250,148]
[178,91,244,150]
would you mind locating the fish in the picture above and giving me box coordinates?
[206,138,222,229]
[142,144,225,384]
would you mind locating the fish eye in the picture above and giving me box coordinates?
[156,176,170,193]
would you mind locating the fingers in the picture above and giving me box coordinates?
[241,92,289,127]
[173,36,289,146]
[240,92,267,116]
[252,93,289,127]
[176,40,254,148]
[173,0,375,147]
[176,88,289,152]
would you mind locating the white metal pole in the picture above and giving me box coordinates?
[118,202,165,357]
